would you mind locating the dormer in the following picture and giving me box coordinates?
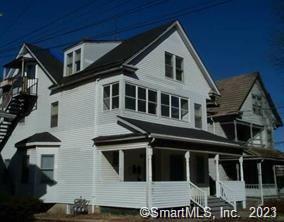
[63,39,121,76]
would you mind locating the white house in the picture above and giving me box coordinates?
[207,73,284,205]
[0,21,251,213]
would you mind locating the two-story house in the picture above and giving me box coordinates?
[0,21,250,213]
[207,73,284,205]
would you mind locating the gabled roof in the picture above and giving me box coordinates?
[15,132,61,148]
[209,72,283,127]
[54,21,219,95]
[24,43,63,83]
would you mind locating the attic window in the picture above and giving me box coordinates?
[252,94,262,115]
[65,48,82,76]
[165,52,184,82]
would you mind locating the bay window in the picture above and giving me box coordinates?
[125,83,157,115]
[103,82,119,111]
[161,93,189,121]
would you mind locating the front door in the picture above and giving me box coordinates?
[170,154,185,181]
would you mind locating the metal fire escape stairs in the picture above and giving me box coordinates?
[0,76,37,151]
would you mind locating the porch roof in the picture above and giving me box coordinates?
[15,132,61,148]
[243,147,284,163]
[94,116,245,155]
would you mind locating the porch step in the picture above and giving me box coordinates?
[207,196,234,218]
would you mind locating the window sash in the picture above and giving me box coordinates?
[103,83,119,111]
[161,93,188,121]
[41,155,55,182]
[125,83,157,115]
[51,102,58,128]
[194,103,202,128]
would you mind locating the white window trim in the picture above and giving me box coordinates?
[194,103,203,129]
[64,46,83,76]
[161,92,189,122]
[125,83,158,115]
[103,82,119,111]
[165,51,184,82]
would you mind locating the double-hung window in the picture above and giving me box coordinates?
[74,49,81,72]
[252,94,262,115]
[41,155,55,183]
[165,52,184,81]
[51,102,58,128]
[66,52,73,76]
[103,83,119,111]
[125,83,157,115]
[161,93,189,121]
[194,103,202,129]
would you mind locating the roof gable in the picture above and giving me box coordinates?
[24,43,63,83]
[210,72,282,127]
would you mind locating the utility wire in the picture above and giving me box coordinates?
[0,0,168,53]
[0,0,232,57]
[0,0,101,49]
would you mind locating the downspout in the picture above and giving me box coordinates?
[92,78,101,213]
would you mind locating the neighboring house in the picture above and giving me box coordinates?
[207,73,284,204]
[0,20,268,213]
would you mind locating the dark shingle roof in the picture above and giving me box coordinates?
[209,72,258,116]
[84,22,173,72]
[57,22,174,88]
[209,72,283,127]
[246,147,284,161]
[118,116,242,147]
[15,132,61,148]
[25,43,63,83]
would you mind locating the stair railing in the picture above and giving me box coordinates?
[218,181,237,210]
[189,181,208,210]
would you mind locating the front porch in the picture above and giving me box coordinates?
[94,135,246,210]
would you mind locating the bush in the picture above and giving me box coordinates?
[0,196,43,222]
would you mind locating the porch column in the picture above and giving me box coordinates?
[215,154,220,197]
[239,156,246,208]
[234,120,238,142]
[119,150,124,181]
[257,161,264,206]
[273,165,278,195]
[185,151,190,182]
[146,146,153,209]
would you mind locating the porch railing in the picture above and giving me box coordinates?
[189,181,208,209]
[218,181,237,210]
[246,184,278,197]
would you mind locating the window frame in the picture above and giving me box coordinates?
[74,49,82,72]
[40,154,55,183]
[65,47,83,76]
[164,51,184,82]
[161,92,189,121]
[103,82,120,111]
[50,101,59,128]
[194,103,203,129]
[125,83,157,115]
[252,93,262,116]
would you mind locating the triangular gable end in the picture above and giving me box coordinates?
[124,21,220,96]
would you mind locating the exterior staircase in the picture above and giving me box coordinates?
[207,196,234,218]
[0,77,37,151]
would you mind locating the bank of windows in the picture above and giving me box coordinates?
[41,155,55,183]
[165,52,184,82]
[161,93,189,121]
[194,103,202,129]
[252,94,262,115]
[125,83,157,115]
[103,82,119,111]
[65,48,82,76]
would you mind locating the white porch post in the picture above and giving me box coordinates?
[273,165,278,195]
[119,150,124,181]
[257,161,264,206]
[215,154,220,197]
[146,146,153,209]
[185,151,190,182]
[239,156,246,208]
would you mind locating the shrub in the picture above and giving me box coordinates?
[0,196,43,222]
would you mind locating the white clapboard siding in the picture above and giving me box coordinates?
[152,182,190,208]
[95,182,147,208]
